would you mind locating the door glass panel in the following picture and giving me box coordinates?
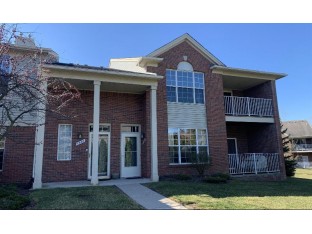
[124,137,137,167]
[90,134,109,177]
[98,135,108,176]
[227,139,237,154]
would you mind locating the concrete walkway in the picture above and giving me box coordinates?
[43,178,187,210]
[117,183,187,210]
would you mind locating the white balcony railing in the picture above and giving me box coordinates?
[224,96,273,117]
[228,153,280,175]
[292,144,312,151]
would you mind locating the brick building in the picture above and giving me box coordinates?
[0,33,287,188]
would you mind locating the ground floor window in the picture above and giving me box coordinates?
[57,124,72,161]
[168,128,208,164]
[0,139,4,171]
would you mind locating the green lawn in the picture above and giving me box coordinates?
[145,169,312,209]
[29,186,143,210]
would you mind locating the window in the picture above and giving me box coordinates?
[0,139,5,171]
[0,55,10,94]
[168,128,208,164]
[166,69,205,104]
[0,55,10,75]
[57,124,72,161]
[121,125,140,133]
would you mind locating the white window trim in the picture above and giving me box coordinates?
[0,139,5,171]
[57,124,73,161]
[169,128,209,165]
[166,69,205,104]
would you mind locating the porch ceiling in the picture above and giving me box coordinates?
[223,75,270,90]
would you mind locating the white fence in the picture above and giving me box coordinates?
[228,153,280,175]
[292,144,312,151]
[224,96,273,117]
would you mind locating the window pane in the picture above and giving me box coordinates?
[57,125,72,160]
[177,71,193,88]
[195,89,204,104]
[166,86,176,102]
[168,128,178,145]
[166,70,176,86]
[169,146,179,164]
[194,72,204,88]
[178,87,194,103]
[180,146,196,163]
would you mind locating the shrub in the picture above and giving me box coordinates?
[174,174,192,181]
[190,152,211,177]
[211,173,231,180]
[203,176,227,184]
[285,157,297,177]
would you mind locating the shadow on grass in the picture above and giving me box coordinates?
[146,177,312,199]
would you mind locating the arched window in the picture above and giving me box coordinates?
[177,61,193,72]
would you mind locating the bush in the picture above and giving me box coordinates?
[174,174,192,181]
[203,176,227,184]
[190,152,211,177]
[211,173,231,180]
[285,157,297,177]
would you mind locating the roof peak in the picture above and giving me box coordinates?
[147,33,225,66]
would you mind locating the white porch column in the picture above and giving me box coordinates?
[150,86,159,182]
[91,80,101,185]
[33,81,47,189]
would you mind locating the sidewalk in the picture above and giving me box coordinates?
[117,183,187,210]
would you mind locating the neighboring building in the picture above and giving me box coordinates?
[282,120,312,168]
[0,33,287,188]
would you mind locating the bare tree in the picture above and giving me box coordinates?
[0,24,80,141]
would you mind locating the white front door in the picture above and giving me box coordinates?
[121,133,141,178]
[88,132,110,179]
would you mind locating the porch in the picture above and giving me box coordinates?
[32,62,163,189]
[228,153,280,175]
[42,178,152,189]
[226,122,283,176]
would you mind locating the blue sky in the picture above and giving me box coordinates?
[19,23,312,123]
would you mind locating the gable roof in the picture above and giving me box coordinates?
[147,33,225,66]
[282,120,312,139]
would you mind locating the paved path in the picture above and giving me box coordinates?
[117,183,187,210]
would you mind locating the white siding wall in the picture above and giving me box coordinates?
[109,60,147,73]
[167,102,207,129]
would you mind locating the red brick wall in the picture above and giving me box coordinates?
[147,41,228,176]
[42,91,146,182]
[226,123,249,153]
[0,127,35,184]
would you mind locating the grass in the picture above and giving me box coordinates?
[145,169,312,209]
[29,186,143,210]
[0,185,31,210]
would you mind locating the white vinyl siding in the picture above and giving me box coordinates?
[167,102,207,129]
[57,124,72,161]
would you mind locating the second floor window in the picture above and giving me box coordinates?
[166,69,205,104]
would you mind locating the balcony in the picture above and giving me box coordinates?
[292,144,312,152]
[224,96,274,123]
[228,153,280,175]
